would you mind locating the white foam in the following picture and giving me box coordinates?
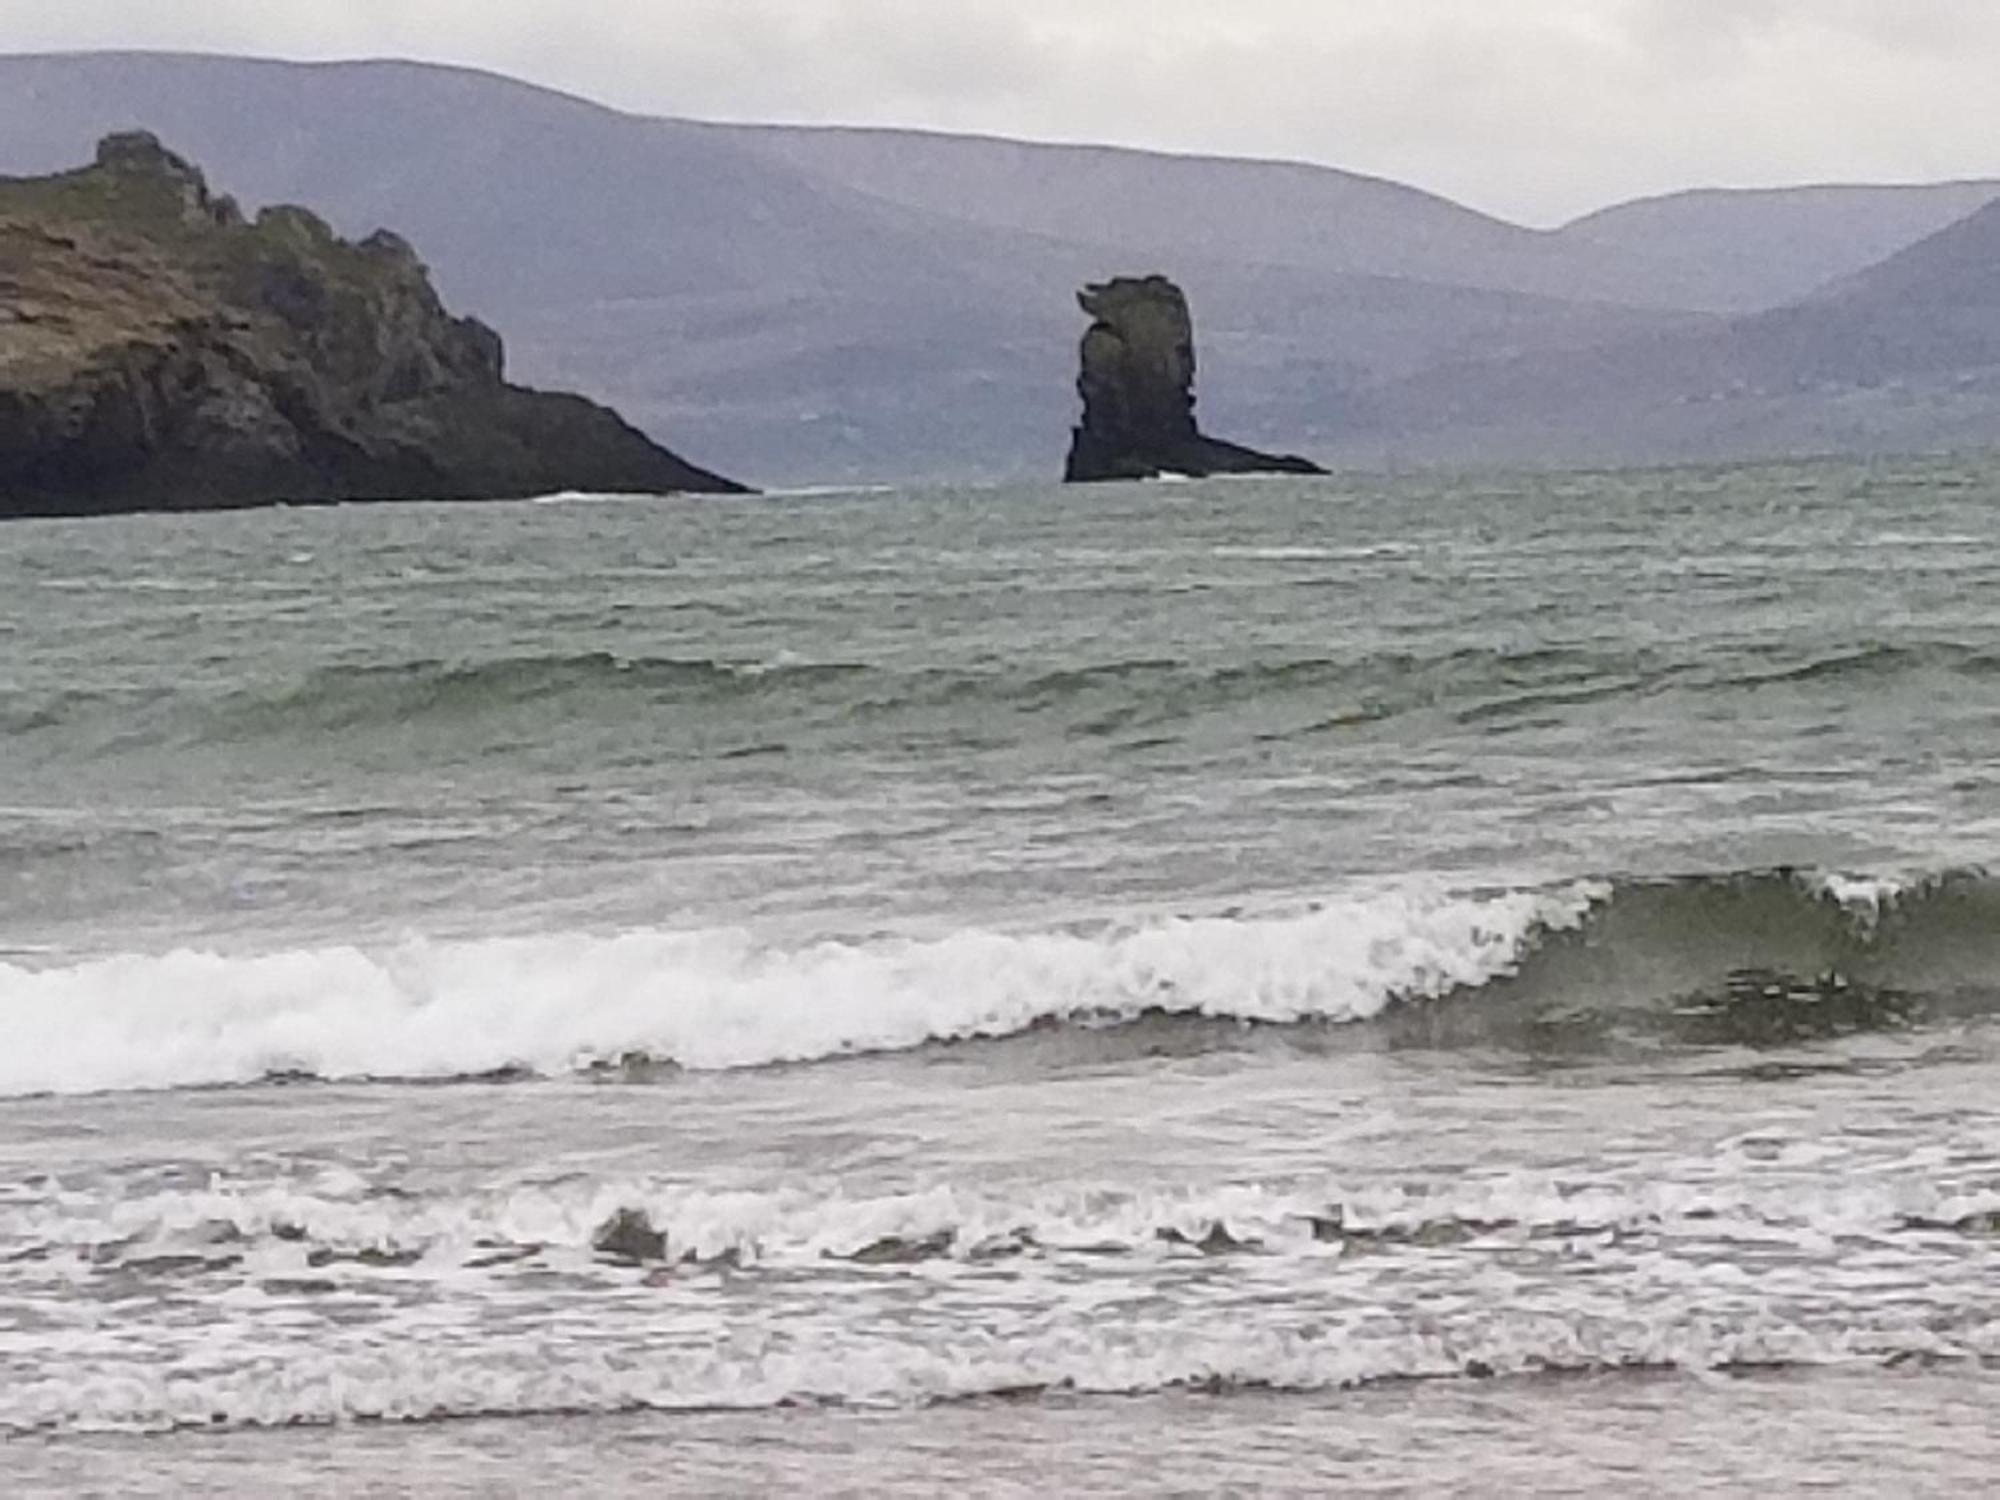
[757,483,900,498]
[17,1152,1989,1275]
[1211,544,1414,562]
[0,886,1592,1097]
[1803,871,1916,912]
[1796,869,1940,938]
[0,1310,1956,1434]
[8,1165,1994,1432]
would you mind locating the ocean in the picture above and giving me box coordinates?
[2,459,1996,1494]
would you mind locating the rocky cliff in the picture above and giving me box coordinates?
[0,133,746,517]
[1063,275,1325,483]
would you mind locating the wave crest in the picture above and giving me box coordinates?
[2,868,1994,1098]
[0,885,1583,1097]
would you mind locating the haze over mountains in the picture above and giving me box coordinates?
[6,50,2000,485]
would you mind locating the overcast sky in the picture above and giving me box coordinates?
[6,0,2000,223]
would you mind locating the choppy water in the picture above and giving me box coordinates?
[3,459,1998,1493]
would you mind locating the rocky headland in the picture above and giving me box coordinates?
[0,133,746,517]
[1063,275,1325,483]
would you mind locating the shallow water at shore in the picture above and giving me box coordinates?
[14,1370,1999,1496]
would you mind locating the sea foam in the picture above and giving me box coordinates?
[0,885,1592,1097]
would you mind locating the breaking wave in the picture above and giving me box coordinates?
[9,1317,1993,1435]
[0,868,1996,1098]
[0,884,1585,1096]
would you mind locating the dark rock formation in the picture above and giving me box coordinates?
[0,133,747,517]
[1063,275,1325,483]
[592,1208,667,1263]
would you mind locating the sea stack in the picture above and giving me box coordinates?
[0,133,748,517]
[1063,274,1325,483]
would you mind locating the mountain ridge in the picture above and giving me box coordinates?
[1345,195,2000,467]
[7,50,2000,481]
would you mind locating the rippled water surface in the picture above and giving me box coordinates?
[2,460,1997,1492]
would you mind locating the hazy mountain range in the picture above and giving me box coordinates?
[5,50,2000,485]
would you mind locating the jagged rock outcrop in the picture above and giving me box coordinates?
[0,133,747,517]
[1063,275,1325,483]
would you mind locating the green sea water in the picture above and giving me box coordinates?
[1,458,1996,1490]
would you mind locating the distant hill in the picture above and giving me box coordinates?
[4,51,1999,481]
[1556,182,2000,315]
[742,125,2000,315]
[1354,198,2000,466]
[734,125,1638,305]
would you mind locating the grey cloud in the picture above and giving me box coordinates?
[1625,0,2000,55]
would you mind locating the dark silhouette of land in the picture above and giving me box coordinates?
[1064,277,1323,482]
[0,132,744,516]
